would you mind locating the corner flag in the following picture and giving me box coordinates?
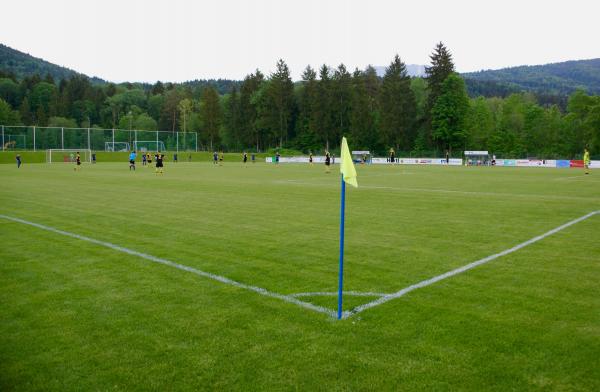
[337,137,357,319]
[340,137,358,187]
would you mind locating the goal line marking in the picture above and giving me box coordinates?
[0,214,336,318]
[341,210,599,319]
[1,211,597,320]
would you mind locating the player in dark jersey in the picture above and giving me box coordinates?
[16,154,22,168]
[213,151,218,165]
[243,152,248,165]
[74,152,82,171]
[309,152,313,165]
[325,151,331,173]
[155,152,164,174]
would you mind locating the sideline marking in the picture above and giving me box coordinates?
[0,214,336,318]
[2,211,598,320]
[342,210,600,319]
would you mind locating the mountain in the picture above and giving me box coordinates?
[462,58,600,96]
[0,43,105,83]
[373,64,426,77]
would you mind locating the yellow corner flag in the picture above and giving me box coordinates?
[340,137,358,188]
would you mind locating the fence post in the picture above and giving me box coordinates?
[112,128,115,150]
[87,128,91,150]
[1,125,4,151]
[195,132,198,152]
[134,130,137,150]
[33,126,36,151]
[156,131,159,152]
[61,127,64,149]
[176,132,179,153]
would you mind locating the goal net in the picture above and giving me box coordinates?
[105,142,131,152]
[46,149,92,163]
[134,140,166,152]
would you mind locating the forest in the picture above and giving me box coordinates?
[0,43,599,158]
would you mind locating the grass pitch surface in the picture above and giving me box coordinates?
[1,161,599,390]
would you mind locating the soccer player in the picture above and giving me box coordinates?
[213,151,218,165]
[309,152,313,165]
[129,150,137,171]
[275,151,280,165]
[219,151,224,166]
[74,152,81,171]
[173,153,178,163]
[155,151,164,174]
[325,151,331,173]
[147,152,152,166]
[92,153,96,164]
[251,153,256,163]
[16,154,21,168]
[243,152,248,165]
[445,150,450,165]
[142,153,147,166]
[389,148,395,164]
[584,147,590,175]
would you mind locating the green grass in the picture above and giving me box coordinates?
[1,161,599,390]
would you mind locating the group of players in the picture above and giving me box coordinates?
[128,151,164,174]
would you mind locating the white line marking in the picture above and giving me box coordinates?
[277,180,600,202]
[291,291,389,298]
[0,214,336,318]
[342,210,600,319]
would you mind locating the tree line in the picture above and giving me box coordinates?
[0,43,598,157]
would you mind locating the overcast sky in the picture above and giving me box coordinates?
[1,0,598,83]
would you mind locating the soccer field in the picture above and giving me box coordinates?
[1,161,599,390]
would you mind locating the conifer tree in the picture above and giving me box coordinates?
[379,55,416,150]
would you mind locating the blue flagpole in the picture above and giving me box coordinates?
[337,175,346,320]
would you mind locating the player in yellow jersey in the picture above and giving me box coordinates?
[583,148,590,175]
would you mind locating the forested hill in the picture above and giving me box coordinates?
[463,58,600,96]
[0,43,105,84]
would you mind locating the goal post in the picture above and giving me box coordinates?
[46,149,92,163]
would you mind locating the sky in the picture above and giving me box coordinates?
[1,0,599,83]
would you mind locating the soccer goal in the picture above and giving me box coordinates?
[46,149,92,164]
[134,140,166,152]
[105,142,130,152]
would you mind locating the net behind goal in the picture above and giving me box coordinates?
[46,149,92,163]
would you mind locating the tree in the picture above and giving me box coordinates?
[379,55,416,151]
[314,65,334,150]
[349,69,378,150]
[331,64,352,145]
[200,86,221,151]
[0,98,21,125]
[239,70,264,150]
[425,42,455,111]
[295,65,320,151]
[431,74,470,152]
[223,86,243,149]
[178,98,193,133]
[265,59,295,147]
